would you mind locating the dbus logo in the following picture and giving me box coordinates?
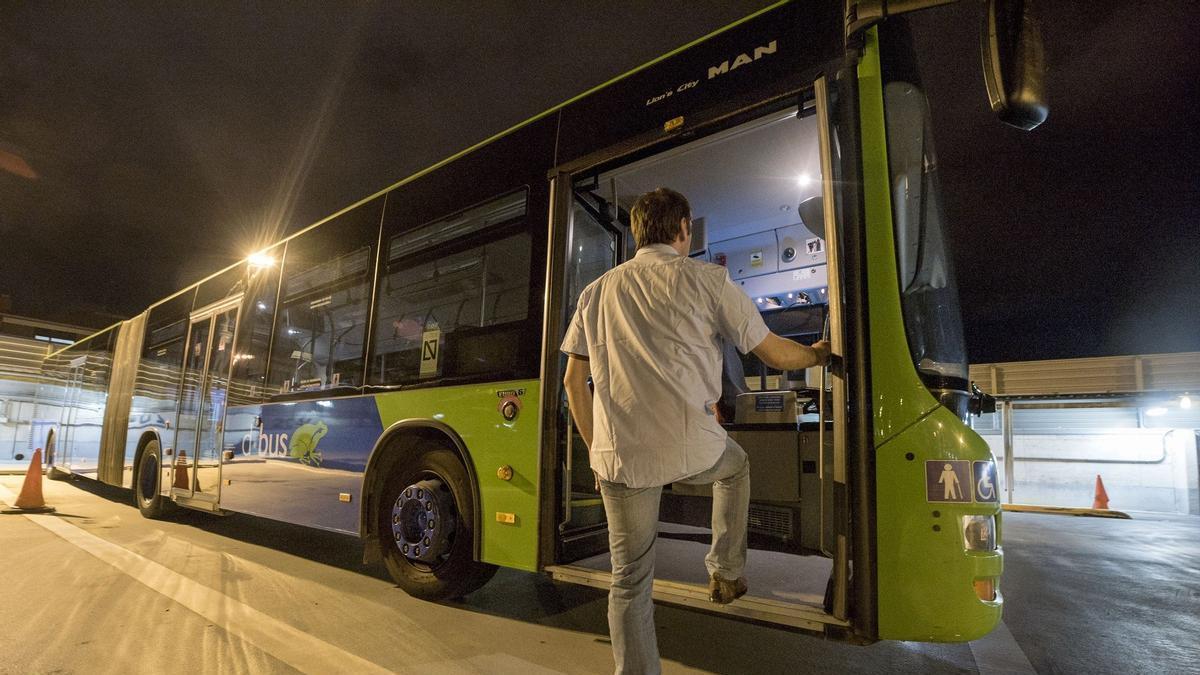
[241,431,290,457]
[239,421,327,466]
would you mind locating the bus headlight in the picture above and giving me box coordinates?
[961,514,997,551]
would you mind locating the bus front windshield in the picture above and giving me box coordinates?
[883,79,969,389]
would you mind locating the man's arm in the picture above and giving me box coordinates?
[563,355,594,448]
[751,334,832,371]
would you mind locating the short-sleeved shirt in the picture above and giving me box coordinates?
[560,243,769,488]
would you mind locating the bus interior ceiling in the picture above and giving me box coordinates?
[598,106,830,383]
[572,108,835,604]
[599,107,823,251]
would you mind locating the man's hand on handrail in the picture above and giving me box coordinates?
[751,333,832,372]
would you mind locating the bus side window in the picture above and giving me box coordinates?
[132,290,194,421]
[229,244,283,406]
[267,198,382,394]
[370,189,533,386]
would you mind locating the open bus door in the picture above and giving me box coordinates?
[55,353,88,473]
[543,75,858,637]
[551,181,631,562]
[168,295,242,511]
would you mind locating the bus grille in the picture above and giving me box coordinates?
[748,504,793,539]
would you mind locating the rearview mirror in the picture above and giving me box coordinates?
[982,0,1048,130]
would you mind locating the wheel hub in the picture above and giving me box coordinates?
[391,478,456,564]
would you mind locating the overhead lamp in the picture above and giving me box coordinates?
[796,173,812,188]
[1181,394,1192,410]
[248,251,276,268]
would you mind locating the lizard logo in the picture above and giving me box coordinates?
[289,421,328,466]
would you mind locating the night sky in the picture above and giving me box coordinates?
[1,1,1196,364]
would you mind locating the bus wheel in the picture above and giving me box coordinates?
[134,440,174,519]
[378,443,496,600]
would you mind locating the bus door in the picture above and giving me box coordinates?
[546,89,855,632]
[55,354,88,471]
[170,296,242,507]
[553,179,629,561]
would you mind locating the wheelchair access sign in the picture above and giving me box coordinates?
[973,460,999,502]
[926,460,998,503]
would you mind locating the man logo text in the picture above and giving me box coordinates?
[708,40,777,80]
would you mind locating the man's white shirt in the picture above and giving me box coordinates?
[561,243,769,488]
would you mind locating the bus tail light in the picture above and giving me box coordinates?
[974,578,997,602]
[961,514,997,551]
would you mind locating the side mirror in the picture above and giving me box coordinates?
[982,0,1048,130]
[968,381,997,416]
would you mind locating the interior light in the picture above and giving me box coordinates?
[248,251,276,268]
[1145,407,1168,417]
[756,297,764,304]
[1181,395,1192,410]
[796,173,812,188]
[257,302,268,310]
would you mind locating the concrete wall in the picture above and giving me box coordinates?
[1,335,53,463]
[977,430,1199,515]
[1,380,43,463]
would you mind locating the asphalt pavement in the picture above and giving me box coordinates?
[1,473,1197,674]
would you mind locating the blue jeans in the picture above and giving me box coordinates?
[599,438,750,675]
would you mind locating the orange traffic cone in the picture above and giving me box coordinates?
[172,451,189,490]
[2,448,56,514]
[1092,474,1110,510]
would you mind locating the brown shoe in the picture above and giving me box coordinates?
[709,574,748,604]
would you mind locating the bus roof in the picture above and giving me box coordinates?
[47,0,791,359]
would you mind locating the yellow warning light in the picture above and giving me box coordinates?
[663,116,684,132]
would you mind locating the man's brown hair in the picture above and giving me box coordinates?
[630,187,691,249]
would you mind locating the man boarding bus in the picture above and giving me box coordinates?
[562,188,830,672]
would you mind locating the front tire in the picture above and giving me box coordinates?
[377,442,496,600]
[133,440,174,519]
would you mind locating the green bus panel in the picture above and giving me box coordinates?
[373,379,543,572]
[858,29,1003,641]
[875,406,1004,641]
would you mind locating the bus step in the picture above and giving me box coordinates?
[544,564,847,632]
[171,494,228,514]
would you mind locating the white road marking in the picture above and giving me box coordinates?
[969,619,1036,674]
[1,483,391,675]
[2,482,570,674]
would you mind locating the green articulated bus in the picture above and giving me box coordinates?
[35,0,1045,644]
